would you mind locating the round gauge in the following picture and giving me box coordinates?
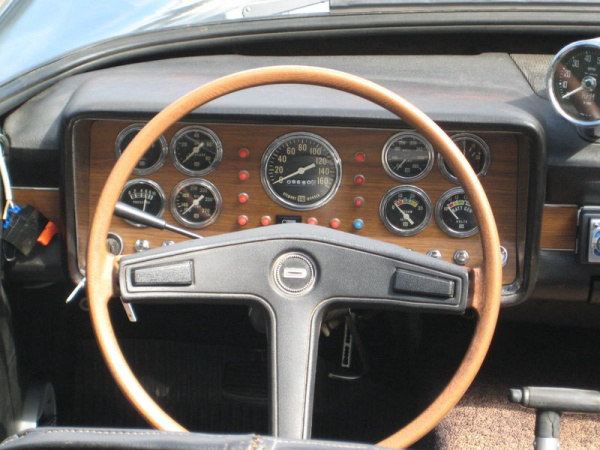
[549,39,600,126]
[438,133,491,183]
[115,124,168,175]
[119,179,166,227]
[435,187,478,238]
[379,186,432,236]
[382,131,434,181]
[170,179,222,229]
[170,126,223,176]
[261,132,342,211]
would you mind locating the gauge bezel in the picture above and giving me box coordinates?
[547,38,600,128]
[260,131,342,211]
[379,185,432,236]
[170,178,222,229]
[381,131,434,182]
[170,125,223,176]
[119,178,166,227]
[114,123,168,175]
[435,187,478,238]
[438,133,491,183]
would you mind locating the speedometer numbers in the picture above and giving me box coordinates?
[549,39,600,126]
[261,132,342,211]
[379,186,432,236]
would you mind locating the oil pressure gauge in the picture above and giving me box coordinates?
[549,38,600,127]
[119,179,166,227]
[170,179,222,228]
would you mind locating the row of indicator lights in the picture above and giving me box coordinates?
[237,215,364,230]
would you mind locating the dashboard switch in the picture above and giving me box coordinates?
[261,216,272,226]
[238,147,250,159]
[354,196,365,207]
[330,218,341,229]
[307,217,318,225]
[238,193,249,204]
[354,152,366,162]
[237,215,248,226]
[238,170,249,181]
[427,249,442,259]
[353,219,364,230]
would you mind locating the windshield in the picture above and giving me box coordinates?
[0,0,597,87]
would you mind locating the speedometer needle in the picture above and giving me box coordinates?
[181,142,204,164]
[273,163,316,184]
[562,86,584,99]
[182,195,204,215]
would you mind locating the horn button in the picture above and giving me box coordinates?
[272,252,317,296]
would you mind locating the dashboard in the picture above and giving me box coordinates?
[70,118,525,286]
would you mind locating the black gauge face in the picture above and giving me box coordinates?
[261,132,342,211]
[379,186,432,236]
[551,44,600,124]
[170,179,222,229]
[171,126,223,176]
[435,188,478,238]
[382,132,434,181]
[439,133,491,182]
[119,179,166,226]
[115,124,168,175]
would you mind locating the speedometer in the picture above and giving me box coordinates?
[261,132,342,211]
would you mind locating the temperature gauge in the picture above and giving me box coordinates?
[435,188,478,238]
[379,186,432,236]
[119,179,166,227]
[170,179,222,228]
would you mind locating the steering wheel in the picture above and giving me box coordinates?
[86,66,502,448]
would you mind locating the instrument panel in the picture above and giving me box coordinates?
[75,119,523,285]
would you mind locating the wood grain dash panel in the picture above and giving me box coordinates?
[540,205,578,250]
[79,120,522,285]
[13,189,61,227]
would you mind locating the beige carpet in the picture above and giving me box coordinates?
[435,380,600,449]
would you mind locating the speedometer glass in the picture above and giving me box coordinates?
[261,132,342,210]
[549,40,600,125]
[379,186,432,236]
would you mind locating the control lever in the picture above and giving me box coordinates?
[114,201,203,239]
[509,386,600,450]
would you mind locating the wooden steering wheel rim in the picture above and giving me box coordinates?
[86,66,502,448]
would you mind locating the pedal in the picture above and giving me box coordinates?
[328,312,370,381]
[19,381,57,431]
